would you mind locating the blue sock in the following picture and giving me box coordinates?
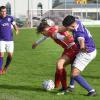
[70,65,75,87]
[70,77,75,86]
[74,75,93,92]
[5,56,12,69]
[0,57,3,70]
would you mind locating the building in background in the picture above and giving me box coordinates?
[0,0,53,17]
[75,0,87,4]
[0,0,99,17]
[0,0,99,27]
[0,0,14,15]
[32,0,52,17]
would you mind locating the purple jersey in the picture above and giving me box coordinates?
[0,15,14,41]
[72,20,96,53]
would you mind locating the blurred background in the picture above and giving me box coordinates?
[0,0,100,28]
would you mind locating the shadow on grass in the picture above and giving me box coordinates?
[0,84,46,92]
[0,84,63,95]
[82,75,100,79]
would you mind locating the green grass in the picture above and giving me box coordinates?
[0,27,100,100]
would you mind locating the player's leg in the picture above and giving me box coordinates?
[2,41,14,74]
[0,52,4,74]
[55,54,70,95]
[3,52,13,72]
[66,44,79,92]
[0,41,6,74]
[72,67,96,96]
[72,50,97,96]
[67,64,75,92]
[56,44,79,94]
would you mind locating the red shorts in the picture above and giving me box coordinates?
[62,44,79,62]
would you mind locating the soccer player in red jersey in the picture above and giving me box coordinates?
[32,18,79,95]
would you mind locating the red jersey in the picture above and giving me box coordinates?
[47,26,74,49]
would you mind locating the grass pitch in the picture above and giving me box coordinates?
[0,27,99,100]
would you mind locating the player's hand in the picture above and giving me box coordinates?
[15,30,19,35]
[32,43,37,49]
[80,47,88,53]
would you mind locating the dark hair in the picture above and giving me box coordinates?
[37,22,48,34]
[62,15,75,27]
[0,6,6,12]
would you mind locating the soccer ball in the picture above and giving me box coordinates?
[42,80,55,91]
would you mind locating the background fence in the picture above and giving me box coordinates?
[16,3,100,28]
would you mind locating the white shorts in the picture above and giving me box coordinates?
[0,41,14,53]
[72,49,97,71]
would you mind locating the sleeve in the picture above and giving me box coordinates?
[76,32,85,38]
[76,20,85,32]
[35,35,48,45]
[75,20,85,38]
[10,16,16,25]
[55,33,65,41]
[74,32,85,44]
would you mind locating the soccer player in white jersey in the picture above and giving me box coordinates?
[0,6,19,74]
[62,15,97,96]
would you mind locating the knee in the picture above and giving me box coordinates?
[8,53,13,59]
[72,71,79,77]
[56,61,64,70]
[7,55,13,60]
[71,67,80,77]
[0,52,4,57]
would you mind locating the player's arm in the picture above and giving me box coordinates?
[53,32,70,41]
[78,37,87,52]
[47,26,70,41]
[50,26,70,41]
[12,21,19,35]
[58,26,68,32]
[53,32,65,40]
[32,35,48,49]
[49,26,66,41]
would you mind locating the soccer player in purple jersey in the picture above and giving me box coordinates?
[62,15,97,96]
[0,6,19,75]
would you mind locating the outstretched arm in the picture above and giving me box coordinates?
[32,35,48,49]
[12,21,19,35]
[49,26,70,41]
[58,26,68,33]
[53,32,71,41]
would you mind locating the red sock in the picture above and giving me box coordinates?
[55,68,67,90]
[61,68,67,90]
[55,69,61,88]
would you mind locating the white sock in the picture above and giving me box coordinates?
[89,89,95,92]
[70,85,75,88]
